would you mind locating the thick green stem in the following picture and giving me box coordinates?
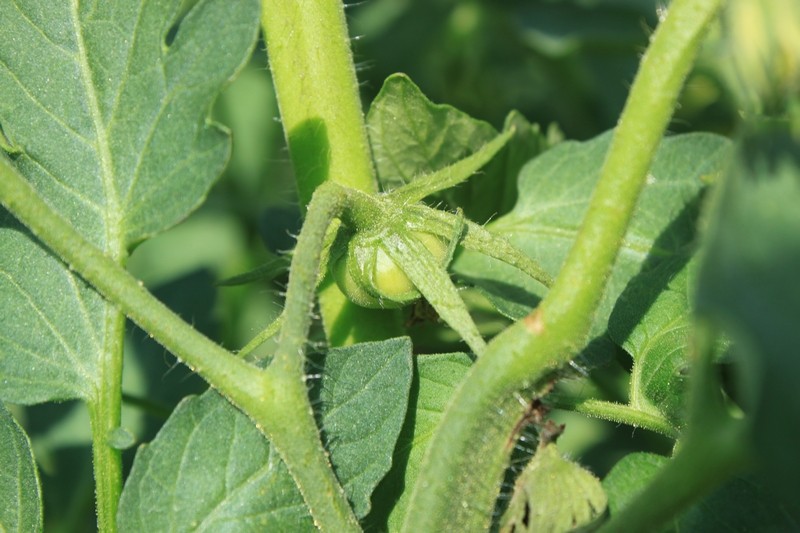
[261,0,376,205]
[401,0,723,530]
[0,160,359,532]
[261,0,402,346]
[88,310,125,533]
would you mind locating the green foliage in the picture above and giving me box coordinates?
[500,443,606,532]
[609,257,698,428]
[0,0,260,402]
[118,390,309,532]
[368,73,498,192]
[367,73,553,221]
[0,0,797,532]
[453,132,729,371]
[604,452,800,531]
[0,404,42,532]
[118,338,412,531]
[696,119,800,504]
[603,452,667,518]
[378,352,473,530]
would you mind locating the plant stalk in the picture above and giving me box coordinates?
[0,159,359,532]
[261,0,376,205]
[261,0,402,346]
[88,307,125,533]
[549,397,678,438]
[401,0,724,529]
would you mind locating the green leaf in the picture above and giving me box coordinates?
[309,337,413,518]
[454,132,730,365]
[0,214,107,402]
[608,256,697,428]
[367,73,498,192]
[118,337,413,530]
[500,443,606,533]
[378,352,473,531]
[603,452,668,519]
[0,0,260,402]
[604,452,800,532]
[367,74,552,221]
[695,121,800,504]
[118,390,308,533]
[0,404,43,533]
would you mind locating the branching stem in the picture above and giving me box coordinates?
[0,160,360,532]
[400,0,725,529]
[261,0,401,347]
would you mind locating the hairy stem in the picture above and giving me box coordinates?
[261,0,376,205]
[263,182,361,532]
[549,397,678,438]
[401,0,724,530]
[0,159,359,532]
[89,309,125,533]
[261,0,402,346]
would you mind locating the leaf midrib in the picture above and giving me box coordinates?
[70,0,124,260]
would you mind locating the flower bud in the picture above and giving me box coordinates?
[331,229,448,309]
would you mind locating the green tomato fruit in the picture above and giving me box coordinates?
[331,230,448,309]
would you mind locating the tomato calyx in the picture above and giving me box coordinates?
[330,226,448,309]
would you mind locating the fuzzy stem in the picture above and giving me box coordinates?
[263,182,361,532]
[261,0,376,205]
[549,397,678,438]
[261,0,402,347]
[0,159,359,532]
[88,308,125,533]
[401,0,724,530]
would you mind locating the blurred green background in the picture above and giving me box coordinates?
[13,1,742,530]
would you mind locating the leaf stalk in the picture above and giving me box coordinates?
[0,159,360,532]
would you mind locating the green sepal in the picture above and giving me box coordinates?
[330,228,386,308]
[388,127,515,204]
[404,203,554,288]
[383,229,487,355]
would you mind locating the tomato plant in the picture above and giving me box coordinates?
[1,0,799,531]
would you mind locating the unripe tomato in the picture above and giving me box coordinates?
[331,230,448,309]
